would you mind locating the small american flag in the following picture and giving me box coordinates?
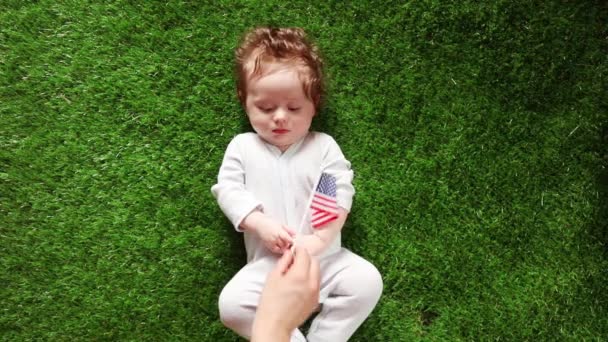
[310,172,339,229]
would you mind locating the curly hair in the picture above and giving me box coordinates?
[235,27,324,110]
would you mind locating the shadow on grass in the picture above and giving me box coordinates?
[585,119,608,331]
[594,121,608,257]
[223,219,247,263]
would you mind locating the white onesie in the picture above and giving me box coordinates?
[212,131,382,342]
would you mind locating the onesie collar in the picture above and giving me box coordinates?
[263,132,310,158]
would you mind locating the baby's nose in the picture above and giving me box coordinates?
[273,109,287,122]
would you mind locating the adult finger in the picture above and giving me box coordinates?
[291,245,311,278]
[274,248,294,274]
[308,254,321,293]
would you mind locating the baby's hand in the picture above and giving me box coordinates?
[240,211,295,254]
[256,219,295,254]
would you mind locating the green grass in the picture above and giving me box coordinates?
[1,0,607,340]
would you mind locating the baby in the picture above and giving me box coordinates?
[211,27,382,342]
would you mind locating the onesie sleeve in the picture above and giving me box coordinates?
[211,135,263,231]
[321,135,355,212]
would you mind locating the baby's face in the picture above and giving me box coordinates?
[245,63,316,152]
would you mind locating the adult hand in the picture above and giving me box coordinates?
[251,246,321,341]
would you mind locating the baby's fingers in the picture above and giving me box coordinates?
[282,225,296,237]
[267,242,283,254]
[278,238,293,252]
[274,238,286,251]
[279,230,294,243]
[280,234,294,250]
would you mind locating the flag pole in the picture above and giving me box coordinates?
[293,170,324,251]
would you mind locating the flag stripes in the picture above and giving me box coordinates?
[310,173,339,229]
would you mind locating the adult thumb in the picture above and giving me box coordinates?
[275,249,295,275]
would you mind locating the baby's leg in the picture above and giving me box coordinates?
[218,256,307,342]
[307,249,383,342]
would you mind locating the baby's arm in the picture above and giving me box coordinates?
[298,135,354,256]
[211,136,262,230]
[296,207,348,256]
[211,135,294,254]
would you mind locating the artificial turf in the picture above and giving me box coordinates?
[1,0,607,340]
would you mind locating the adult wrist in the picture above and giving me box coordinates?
[252,318,291,342]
